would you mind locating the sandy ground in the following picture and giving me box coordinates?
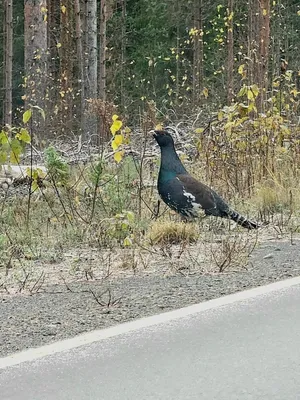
[1,234,300,358]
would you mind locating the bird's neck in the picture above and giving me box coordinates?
[159,145,187,182]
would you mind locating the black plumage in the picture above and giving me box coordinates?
[153,130,258,230]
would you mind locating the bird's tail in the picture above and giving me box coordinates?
[228,209,259,230]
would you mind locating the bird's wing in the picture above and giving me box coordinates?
[176,174,219,213]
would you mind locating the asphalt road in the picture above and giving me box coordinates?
[1,278,300,400]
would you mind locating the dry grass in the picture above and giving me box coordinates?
[148,220,199,245]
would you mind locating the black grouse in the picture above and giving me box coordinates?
[153,130,258,230]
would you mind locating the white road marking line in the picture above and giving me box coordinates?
[1,275,300,369]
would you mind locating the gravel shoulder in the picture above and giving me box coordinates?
[1,236,300,358]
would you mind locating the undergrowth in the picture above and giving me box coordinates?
[1,95,300,293]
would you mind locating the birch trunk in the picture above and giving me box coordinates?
[83,0,98,144]
[4,0,13,128]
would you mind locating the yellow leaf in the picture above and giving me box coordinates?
[110,120,123,134]
[217,111,224,121]
[155,123,163,130]
[57,43,62,48]
[111,139,118,151]
[23,109,32,123]
[114,150,124,163]
[112,114,119,121]
[262,8,267,16]
[114,134,123,146]
[228,12,234,21]
[202,87,209,98]
[238,64,245,75]
[195,128,204,134]
[61,5,66,13]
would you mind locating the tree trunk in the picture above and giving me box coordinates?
[83,0,97,144]
[192,0,203,107]
[47,0,60,135]
[4,0,13,128]
[227,0,234,104]
[120,0,126,110]
[24,0,48,140]
[257,0,270,112]
[99,0,106,101]
[59,0,74,132]
[74,0,85,138]
[247,0,259,87]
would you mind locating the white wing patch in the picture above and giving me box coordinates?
[183,189,202,212]
[183,189,196,202]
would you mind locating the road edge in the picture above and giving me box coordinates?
[2,275,300,369]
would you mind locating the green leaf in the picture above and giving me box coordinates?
[0,151,7,163]
[126,211,135,223]
[237,86,247,97]
[247,89,254,101]
[10,151,19,164]
[23,109,32,124]
[31,180,39,191]
[251,84,259,98]
[16,128,31,144]
[10,138,22,164]
[0,130,9,145]
[123,236,132,247]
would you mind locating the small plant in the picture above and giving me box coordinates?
[105,210,135,246]
[44,146,70,185]
[110,114,131,163]
[0,110,32,167]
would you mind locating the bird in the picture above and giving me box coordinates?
[153,129,258,230]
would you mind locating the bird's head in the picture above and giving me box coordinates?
[153,130,175,148]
